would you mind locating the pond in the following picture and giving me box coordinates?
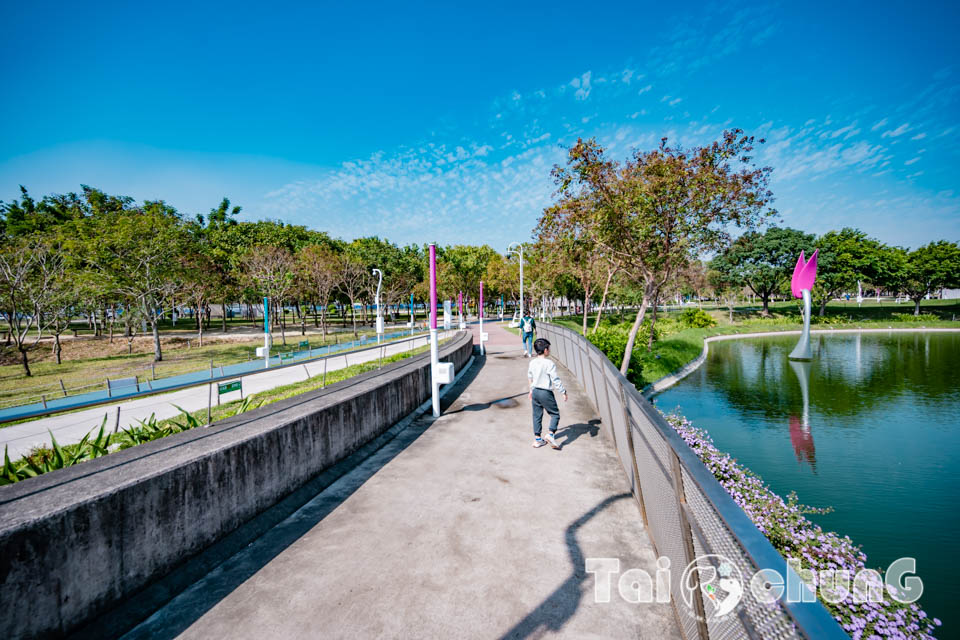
[652,331,960,635]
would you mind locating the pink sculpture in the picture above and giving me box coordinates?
[790,249,819,299]
[788,249,818,361]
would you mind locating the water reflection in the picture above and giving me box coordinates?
[788,360,816,471]
[704,332,959,422]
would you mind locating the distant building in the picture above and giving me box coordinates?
[942,289,960,300]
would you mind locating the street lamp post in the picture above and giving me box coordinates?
[507,242,524,321]
[372,268,383,344]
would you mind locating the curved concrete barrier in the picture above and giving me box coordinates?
[0,331,473,639]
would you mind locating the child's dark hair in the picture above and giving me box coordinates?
[533,338,550,355]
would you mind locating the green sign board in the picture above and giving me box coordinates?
[281,352,295,360]
[299,340,310,350]
[218,380,241,395]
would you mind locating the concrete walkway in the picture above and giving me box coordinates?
[0,332,450,459]
[123,321,681,639]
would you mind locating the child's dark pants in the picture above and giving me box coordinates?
[531,388,560,437]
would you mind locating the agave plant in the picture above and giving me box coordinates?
[1,446,30,485]
[0,416,117,485]
[118,413,179,449]
[232,397,263,416]
[169,405,203,430]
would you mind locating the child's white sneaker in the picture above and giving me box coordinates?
[546,432,560,449]
[532,437,547,448]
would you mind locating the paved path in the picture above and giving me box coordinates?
[124,321,681,639]
[0,332,451,459]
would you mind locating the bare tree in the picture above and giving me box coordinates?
[297,245,339,339]
[0,238,64,376]
[337,254,367,338]
[550,131,775,375]
[592,260,620,333]
[243,245,296,345]
[180,251,219,347]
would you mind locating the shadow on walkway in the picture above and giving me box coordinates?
[73,355,486,640]
[498,492,633,640]
[556,418,601,448]
[448,392,528,414]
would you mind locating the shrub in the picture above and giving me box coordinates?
[811,313,854,325]
[587,325,658,385]
[891,312,939,322]
[678,307,716,329]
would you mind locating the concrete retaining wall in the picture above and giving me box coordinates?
[0,331,473,639]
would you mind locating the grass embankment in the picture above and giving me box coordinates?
[552,299,960,387]
[2,342,436,484]
[0,328,403,409]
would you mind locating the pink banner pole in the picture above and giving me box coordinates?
[429,244,437,330]
[429,243,440,416]
[479,280,485,355]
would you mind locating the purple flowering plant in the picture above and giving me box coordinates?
[664,413,942,639]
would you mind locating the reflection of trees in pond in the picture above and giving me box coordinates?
[705,333,960,424]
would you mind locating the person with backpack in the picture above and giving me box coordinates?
[520,312,536,357]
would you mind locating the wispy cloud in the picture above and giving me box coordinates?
[570,71,592,101]
[882,123,911,138]
[255,2,957,249]
[263,142,564,248]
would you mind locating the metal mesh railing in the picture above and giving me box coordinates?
[537,322,847,640]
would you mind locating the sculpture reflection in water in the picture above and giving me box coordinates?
[788,359,816,471]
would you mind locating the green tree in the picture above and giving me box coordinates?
[0,187,88,237]
[69,198,187,361]
[710,227,815,316]
[892,241,960,315]
[811,228,886,316]
[199,197,242,332]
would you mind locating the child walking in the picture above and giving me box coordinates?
[527,338,567,449]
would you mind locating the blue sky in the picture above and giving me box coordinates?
[1,0,958,250]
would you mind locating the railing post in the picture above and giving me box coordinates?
[584,347,600,411]
[618,383,649,528]
[670,451,711,640]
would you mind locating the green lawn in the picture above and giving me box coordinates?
[0,328,415,410]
